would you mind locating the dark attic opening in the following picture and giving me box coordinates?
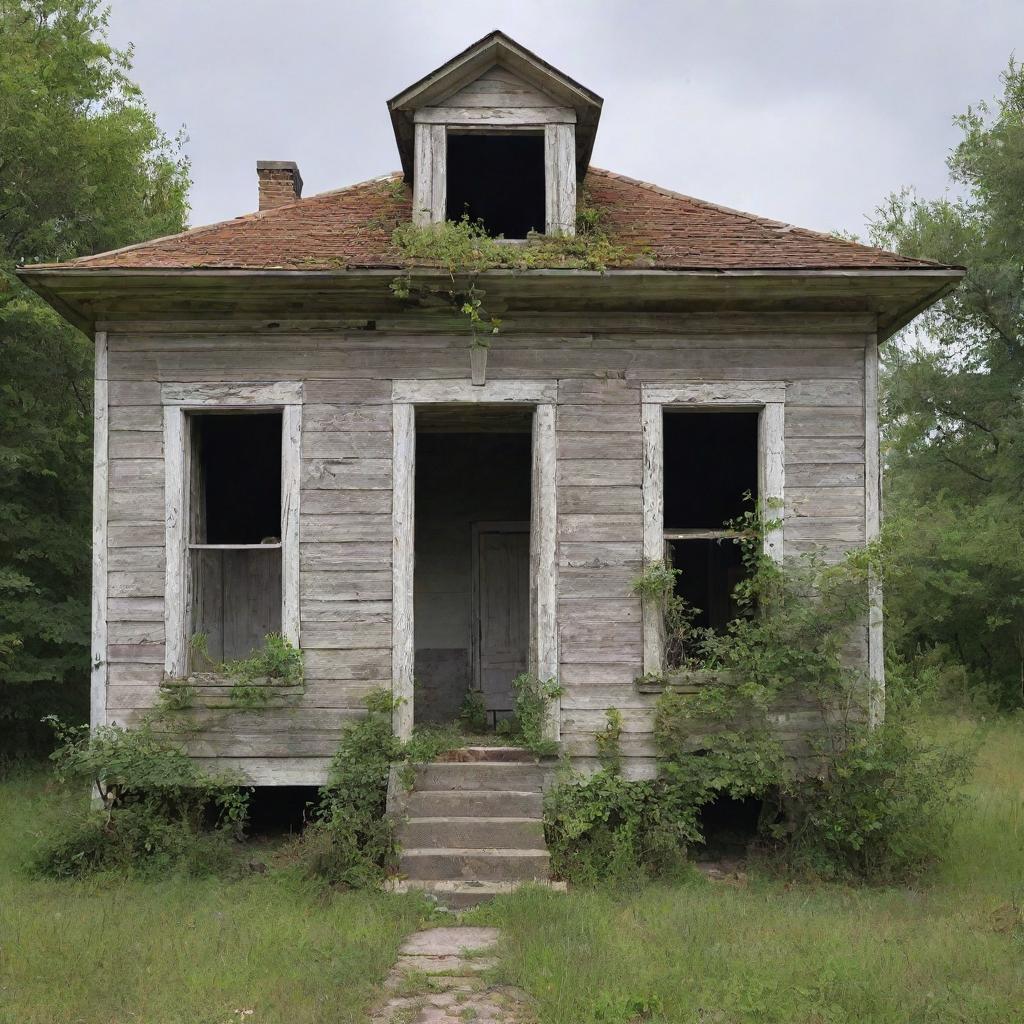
[446,132,546,238]
[663,410,759,635]
[413,405,533,728]
[188,412,283,664]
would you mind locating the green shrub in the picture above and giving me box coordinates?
[544,768,695,886]
[34,718,249,879]
[458,688,488,734]
[33,805,235,879]
[783,718,976,881]
[497,673,562,756]
[302,691,463,887]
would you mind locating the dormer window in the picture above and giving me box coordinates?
[446,132,545,238]
[388,32,602,239]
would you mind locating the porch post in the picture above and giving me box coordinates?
[392,402,416,740]
[531,402,559,741]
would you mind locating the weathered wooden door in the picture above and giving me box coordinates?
[475,525,530,719]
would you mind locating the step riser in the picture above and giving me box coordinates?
[414,764,543,792]
[406,791,543,818]
[400,851,550,882]
[398,818,544,850]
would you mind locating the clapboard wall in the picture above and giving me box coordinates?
[102,311,874,783]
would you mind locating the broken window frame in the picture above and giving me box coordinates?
[161,383,302,678]
[640,383,785,677]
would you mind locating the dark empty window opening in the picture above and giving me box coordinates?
[446,133,545,238]
[663,410,759,641]
[192,412,282,544]
[188,412,283,665]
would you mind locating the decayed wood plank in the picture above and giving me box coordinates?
[190,757,333,786]
[557,406,638,432]
[108,546,165,571]
[559,485,641,515]
[108,380,160,405]
[108,620,165,644]
[299,542,392,571]
[392,379,557,404]
[786,437,864,464]
[299,513,392,542]
[531,403,559,740]
[108,597,163,621]
[302,380,392,404]
[302,405,392,432]
[544,122,576,234]
[786,486,863,518]
[786,379,864,405]
[559,542,642,568]
[301,489,392,515]
[92,330,109,730]
[557,431,642,460]
[787,464,864,487]
[865,337,884,723]
[557,458,641,487]
[302,431,392,459]
[109,459,163,487]
[412,122,445,226]
[300,622,393,649]
[282,403,301,646]
[556,378,638,404]
[642,380,787,405]
[760,402,785,561]
[300,599,391,623]
[109,405,161,431]
[392,402,415,740]
[163,405,188,675]
[301,570,393,602]
[161,381,303,405]
[109,485,164,522]
[786,407,864,437]
[414,105,575,124]
[108,430,163,459]
[303,648,392,680]
[559,513,644,542]
[640,401,665,675]
[302,459,392,490]
[109,571,163,598]
[107,642,165,664]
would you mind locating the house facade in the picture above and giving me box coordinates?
[21,32,963,786]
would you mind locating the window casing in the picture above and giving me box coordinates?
[162,383,301,677]
[641,383,785,676]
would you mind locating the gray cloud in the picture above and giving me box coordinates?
[106,0,1022,235]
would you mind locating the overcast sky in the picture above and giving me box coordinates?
[105,1,1022,237]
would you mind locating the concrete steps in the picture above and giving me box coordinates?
[391,751,560,907]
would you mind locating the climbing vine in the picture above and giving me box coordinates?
[388,192,630,343]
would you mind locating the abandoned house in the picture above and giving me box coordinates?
[20,32,962,894]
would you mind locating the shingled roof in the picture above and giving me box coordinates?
[32,167,944,273]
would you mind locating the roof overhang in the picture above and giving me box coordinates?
[387,30,603,180]
[17,266,965,341]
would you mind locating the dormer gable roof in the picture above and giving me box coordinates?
[387,30,603,179]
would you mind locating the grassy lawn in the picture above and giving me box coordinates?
[0,774,430,1024]
[1,714,1022,1023]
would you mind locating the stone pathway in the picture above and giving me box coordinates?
[370,926,534,1023]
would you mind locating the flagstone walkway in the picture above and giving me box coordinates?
[370,926,534,1023]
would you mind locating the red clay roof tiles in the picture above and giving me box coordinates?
[40,168,943,273]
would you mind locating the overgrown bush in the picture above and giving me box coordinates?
[300,691,464,887]
[547,526,977,885]
[496,673,563,756]
[33,718,250,878]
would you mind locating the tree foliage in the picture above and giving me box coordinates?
[870,59,1024,708]
[0,0,190,751]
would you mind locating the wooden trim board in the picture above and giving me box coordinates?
[91,330,109,729]
[864,336,884,723]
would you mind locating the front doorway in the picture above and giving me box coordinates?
[412,406,532,726]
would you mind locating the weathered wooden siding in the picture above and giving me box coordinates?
[102,312,871,782]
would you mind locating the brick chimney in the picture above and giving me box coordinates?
[256,161,303,210]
